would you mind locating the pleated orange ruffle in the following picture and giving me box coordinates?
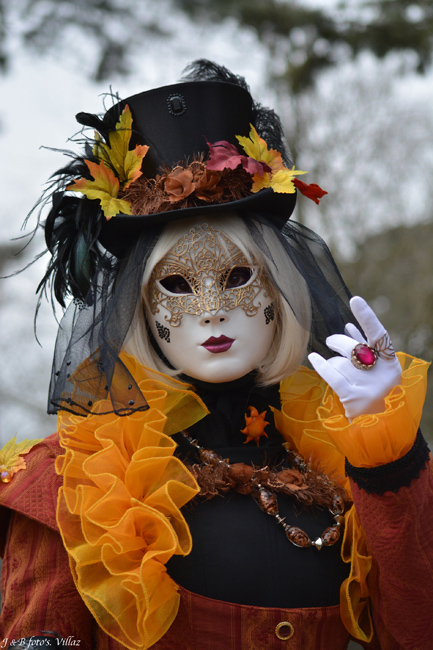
[55,357,209,650]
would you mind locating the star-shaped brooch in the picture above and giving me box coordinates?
[241,406,270,447]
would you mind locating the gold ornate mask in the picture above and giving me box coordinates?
[148,224,274,326]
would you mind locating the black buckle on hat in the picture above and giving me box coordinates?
[167,93,186,116]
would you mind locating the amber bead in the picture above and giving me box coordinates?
[1,470,12,483]
[332,494,345,514]
[258,488,279,515]
[322,526,341,546]
[286,526,310,548]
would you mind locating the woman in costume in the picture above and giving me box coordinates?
[0,60,432,650]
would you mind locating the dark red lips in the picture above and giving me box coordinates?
[202,335,234,353]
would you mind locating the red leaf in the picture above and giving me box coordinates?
[206,139,272,177]
[206,140,245,171]
[293,178,328,204]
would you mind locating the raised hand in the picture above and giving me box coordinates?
[308,296,402,420]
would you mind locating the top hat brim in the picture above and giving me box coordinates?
[99,187,296,257]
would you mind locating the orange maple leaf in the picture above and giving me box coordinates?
[67,159,132,219]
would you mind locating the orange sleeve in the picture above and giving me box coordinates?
[275,354,430,643]
[276,354,429,475]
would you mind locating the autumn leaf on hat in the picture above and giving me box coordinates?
[0,435,42,482]
[252,166,308,194]
[236,125,284,174]
[259,167,327,201]
[67,159,132,219]
[235,124,327,202]
[236,125,307,194]
[93,105,149,189]
[68,105,149,219]
[206,139,270,176]
[293,178,328,204]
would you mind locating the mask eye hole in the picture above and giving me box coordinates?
[159,275,193,294]
[224,266,253,290]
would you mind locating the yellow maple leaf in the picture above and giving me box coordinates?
[99,195,132,220]
[92,105,149,188]
[0,435,43,480]
[252,166,308,194]
[236,125,310,195]
[67,159,132,219]
[236,124,284,172]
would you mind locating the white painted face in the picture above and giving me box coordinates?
[146,224,276,383]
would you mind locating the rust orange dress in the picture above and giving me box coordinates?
[0,354,431,650]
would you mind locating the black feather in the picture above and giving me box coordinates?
[181,59,251,92]
[38,194,103,307]
[76,111,111,142]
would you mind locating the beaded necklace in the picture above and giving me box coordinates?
[180,430,348,551]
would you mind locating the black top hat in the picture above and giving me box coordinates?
[62,57,316,259]
[96,79,297,254]
[105,80,255,172]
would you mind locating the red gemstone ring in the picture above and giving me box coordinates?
[351,343,378,370]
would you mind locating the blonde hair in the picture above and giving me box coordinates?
[124,213,311,385]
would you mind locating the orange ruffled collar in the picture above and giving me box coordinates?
[56,356,209,649]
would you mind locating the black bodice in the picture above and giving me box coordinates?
[166,374,350,608]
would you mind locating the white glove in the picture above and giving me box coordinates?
[308,296,402,420]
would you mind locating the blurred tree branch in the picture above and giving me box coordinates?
[0,0,170,80]
[174,0,433,92]
[1,1,433,84]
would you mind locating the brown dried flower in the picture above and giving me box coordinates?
[164,167,195,202]
[194,169,224,202]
